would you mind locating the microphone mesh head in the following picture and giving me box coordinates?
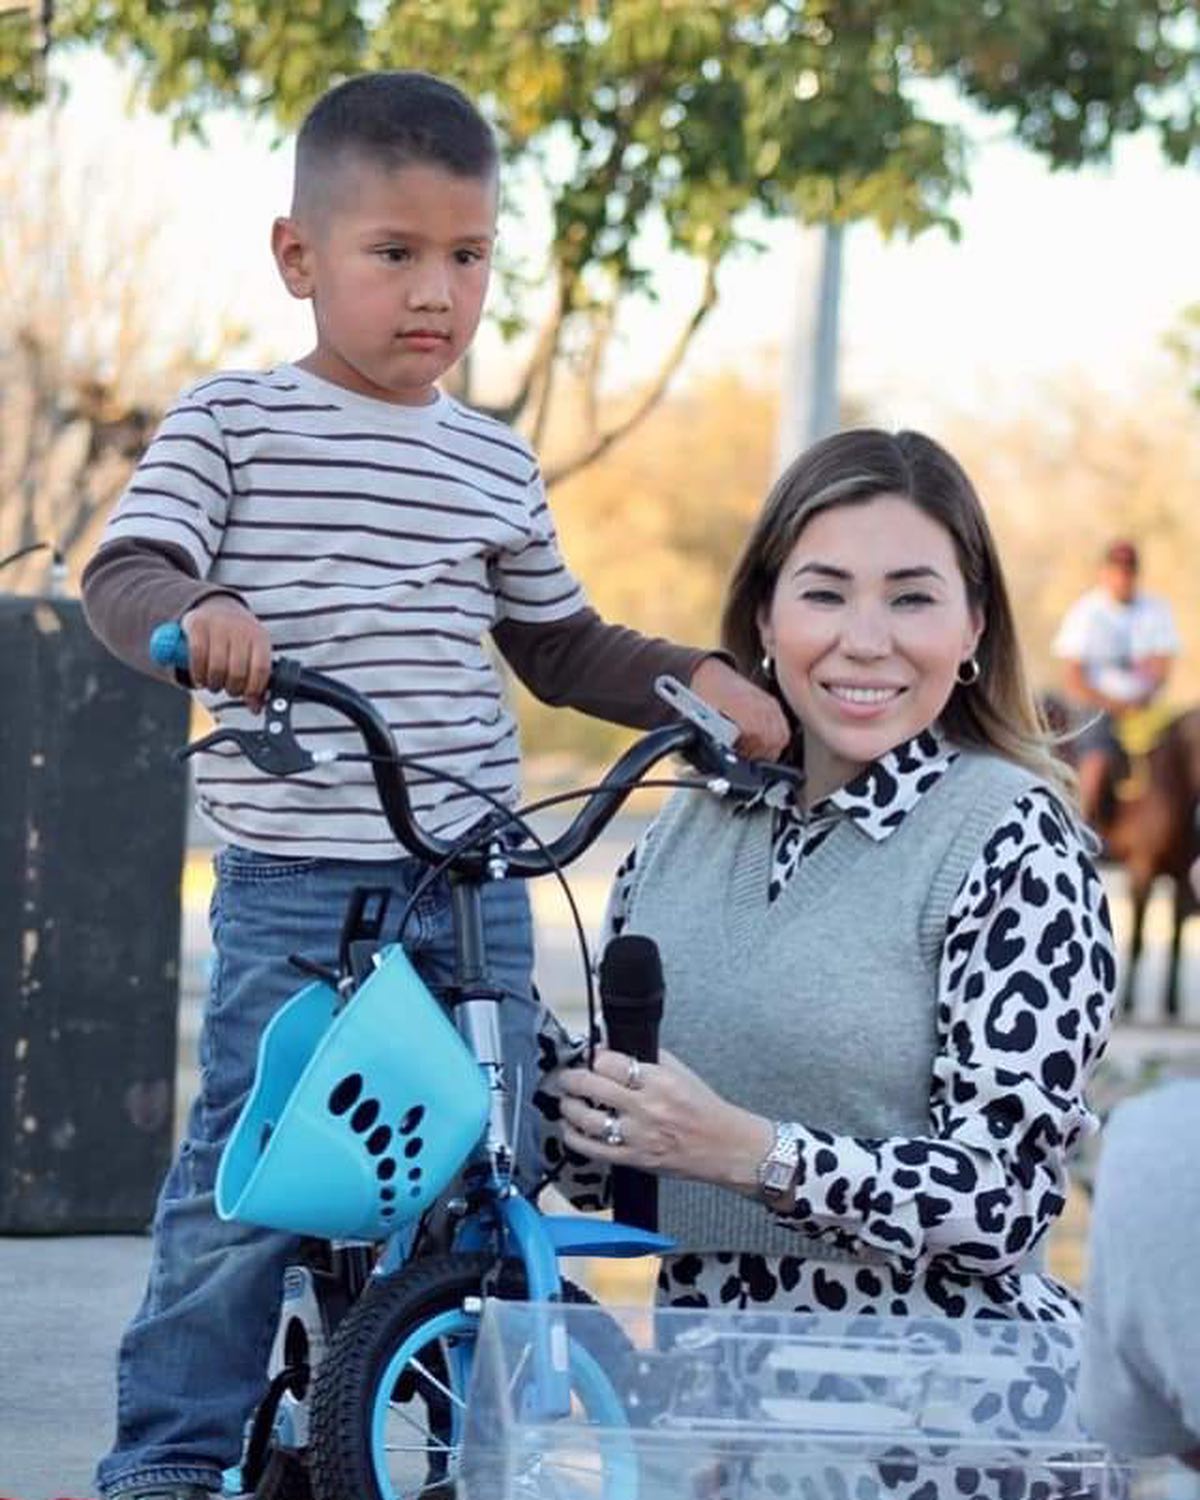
[598,934,664,1000]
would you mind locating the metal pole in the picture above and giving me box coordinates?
[808,222,844,443]
[775,221,844,475]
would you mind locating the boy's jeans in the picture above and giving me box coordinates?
[98,845,535,1497]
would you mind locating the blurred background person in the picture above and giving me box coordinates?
[1052,539,1180,829]
[1080,1081,1200,1467]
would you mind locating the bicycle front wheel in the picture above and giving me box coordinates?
[307,1251,637,1500]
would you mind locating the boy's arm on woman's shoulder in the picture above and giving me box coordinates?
[82,538,246,678]
[492,606,719,728]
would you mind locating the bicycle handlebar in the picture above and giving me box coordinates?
[150,622,793,879]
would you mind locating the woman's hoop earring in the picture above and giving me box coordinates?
[956,656,981,686]
[760,653,774,679]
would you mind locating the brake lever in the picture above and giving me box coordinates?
[654,674,805,807]
[175,657,316,776]
[692,740,804,806]
[654,674,739,749]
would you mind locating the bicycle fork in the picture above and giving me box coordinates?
[441,873,578,1416]
[446,870,672,1419]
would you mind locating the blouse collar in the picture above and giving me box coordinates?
[824,728,958,841]
[744,728,959,842]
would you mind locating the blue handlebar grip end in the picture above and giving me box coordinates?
[149,621,189,669]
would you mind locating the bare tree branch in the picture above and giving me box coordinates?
[527,272,576,449]
[543,255,720,489]
[0,110,242,590]
[473,289,566,427]
[529,349,557,452]
[580,302,615,442]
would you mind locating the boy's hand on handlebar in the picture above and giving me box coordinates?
[180,597,273,711]
[689,657,790,760]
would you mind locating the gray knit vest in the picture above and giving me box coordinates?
[623,749,1045,1258]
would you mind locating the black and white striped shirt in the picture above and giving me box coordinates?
[97,364,587,855]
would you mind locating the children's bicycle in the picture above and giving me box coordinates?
[149,622,798,1500]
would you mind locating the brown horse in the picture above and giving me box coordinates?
[1043,698,1200,1020]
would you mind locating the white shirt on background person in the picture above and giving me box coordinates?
[1053,588,1179,704]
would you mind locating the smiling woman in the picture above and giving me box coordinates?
[754,495,983,803]
[533,428,1117,1493]
[722,427,1070,802]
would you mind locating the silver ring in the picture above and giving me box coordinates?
[625,1055,644,1091]
[602,1110,625,1147]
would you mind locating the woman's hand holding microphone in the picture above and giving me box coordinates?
[555,1047,774,1200]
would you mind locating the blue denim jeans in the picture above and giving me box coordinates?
[97,846,534,1497]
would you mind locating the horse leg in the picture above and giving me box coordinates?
[1124,879,1148,1019]
[1077,751,1112,833]
[1165,877,1186,1023]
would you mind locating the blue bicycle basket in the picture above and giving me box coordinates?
[216,945,489,1241]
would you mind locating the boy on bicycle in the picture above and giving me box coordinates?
[82,69,786,1500]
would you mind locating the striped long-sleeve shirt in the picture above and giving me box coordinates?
[83,363,707,857]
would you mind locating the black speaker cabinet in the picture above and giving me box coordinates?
[0,595,189,1232]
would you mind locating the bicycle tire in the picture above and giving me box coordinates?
[307,1250,637,1500]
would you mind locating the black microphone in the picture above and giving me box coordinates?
[598,934,665,1231]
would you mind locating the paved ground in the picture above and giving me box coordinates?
[3,831,1199,1499]
[0,1237,153,1499]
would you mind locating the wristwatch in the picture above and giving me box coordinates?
[757,1121,802,1203]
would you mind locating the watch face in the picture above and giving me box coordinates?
[762,1160,792,1193]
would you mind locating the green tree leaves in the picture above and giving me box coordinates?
[2,1,1195,477]
[11,3,1195,234]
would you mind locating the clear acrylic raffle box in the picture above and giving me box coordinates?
[461,1301,1184,1500]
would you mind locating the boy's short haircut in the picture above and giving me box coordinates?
[294,70,498,216]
